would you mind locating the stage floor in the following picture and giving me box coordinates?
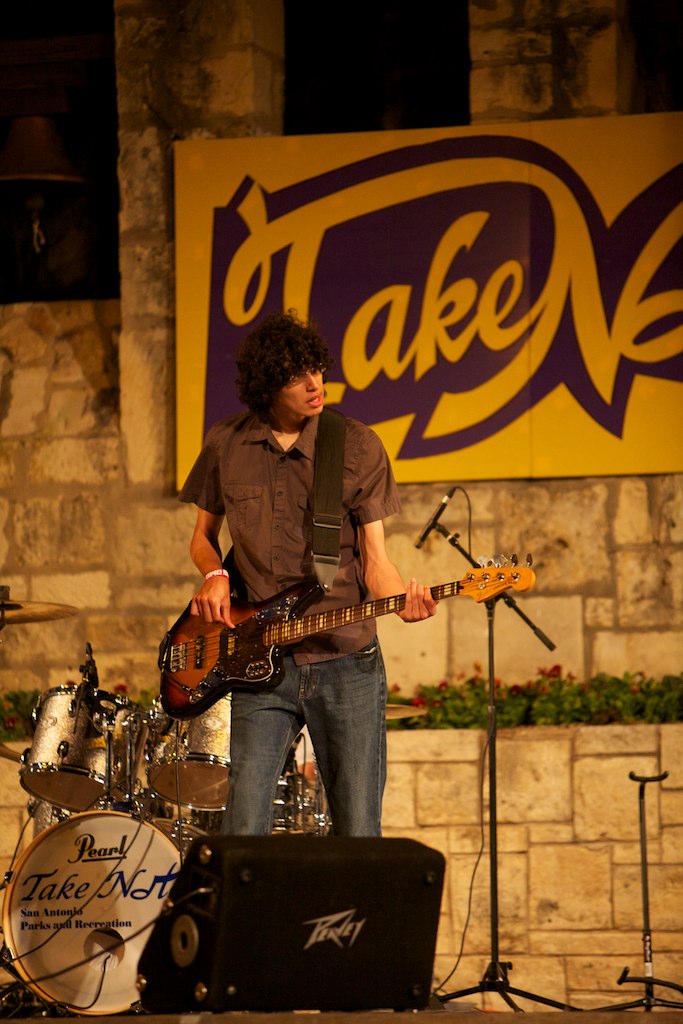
[31,1011,683,1023]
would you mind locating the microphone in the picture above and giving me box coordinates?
[415,486,456,549]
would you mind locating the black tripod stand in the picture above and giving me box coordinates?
[430,524,579,1012]
[593,771,683,1012]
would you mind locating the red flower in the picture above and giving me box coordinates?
[4,716,17,730]
[412,696,427,707]
[438,680,449,691]
[113,683,128,695]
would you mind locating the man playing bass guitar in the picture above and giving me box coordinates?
[178,309,437,837]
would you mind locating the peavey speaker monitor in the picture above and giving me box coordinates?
[137,834,444,1012]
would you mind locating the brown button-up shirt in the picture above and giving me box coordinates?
[178,411,401,662]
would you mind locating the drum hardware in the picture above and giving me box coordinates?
[150,815,206,855]
[271,774,290,833]
[0,742,21,764]
[0,945,54,1018]
[278,736,330,836]
[27,798,70,840]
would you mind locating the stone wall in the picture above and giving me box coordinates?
[469,0,639,121]
[382,722,683,1010]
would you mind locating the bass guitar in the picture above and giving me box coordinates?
[159,563,535,719]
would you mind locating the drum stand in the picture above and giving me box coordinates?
[428,523,579,1012]
[592,771,683,1012]
[0,955,53,1018]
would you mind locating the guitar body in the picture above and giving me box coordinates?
[159,581,323,719]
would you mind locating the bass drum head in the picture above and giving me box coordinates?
[2,811,180,1015]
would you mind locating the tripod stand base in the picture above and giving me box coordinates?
[439,961,581,1012]
[591,971,683,1012]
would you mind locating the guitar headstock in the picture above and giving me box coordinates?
[461,555,536,602]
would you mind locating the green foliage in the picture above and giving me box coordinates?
[387,667,683,730]
[0,689,41,741]
[2,670,682,740]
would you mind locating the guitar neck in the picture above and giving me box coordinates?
[264,580,460,646]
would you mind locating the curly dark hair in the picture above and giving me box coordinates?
[236,309,334,420]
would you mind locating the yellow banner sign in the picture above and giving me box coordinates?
[174,114,683,484]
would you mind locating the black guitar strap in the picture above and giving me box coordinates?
[312,407,346,592]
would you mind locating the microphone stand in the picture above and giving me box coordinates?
[591,772,683,1012]
[430,523,579,1011]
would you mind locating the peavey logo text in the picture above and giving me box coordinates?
[303,908,366,950]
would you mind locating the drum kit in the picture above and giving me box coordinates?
[0,592,331,1016]
[0,591,427,1015]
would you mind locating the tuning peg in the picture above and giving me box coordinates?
[510,553,518,567]
[525,553,533,567]
[491,553,509,567]
[476,555,489,568]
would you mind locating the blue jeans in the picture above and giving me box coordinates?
[222,638,387,837]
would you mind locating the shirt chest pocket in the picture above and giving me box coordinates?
[224,484,263,533]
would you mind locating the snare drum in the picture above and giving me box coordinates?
[20,686,146,812]
[145,696,231,810]
[2,810,180,1015]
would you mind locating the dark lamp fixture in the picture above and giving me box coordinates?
[0,115,85,183]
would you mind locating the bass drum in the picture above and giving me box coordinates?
[2,811,180,1015]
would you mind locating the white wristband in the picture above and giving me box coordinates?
[204,569,229,581]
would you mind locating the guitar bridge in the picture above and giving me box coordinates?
[168,641,188,672]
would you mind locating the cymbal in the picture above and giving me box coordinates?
[0,742,22,764]
[385,703,428,720]
[0,600,79,625]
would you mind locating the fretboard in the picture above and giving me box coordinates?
[263,580,462,646]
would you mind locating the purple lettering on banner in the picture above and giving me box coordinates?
[204,135,683,459]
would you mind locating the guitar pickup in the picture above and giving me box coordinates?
[194,635,205,669]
